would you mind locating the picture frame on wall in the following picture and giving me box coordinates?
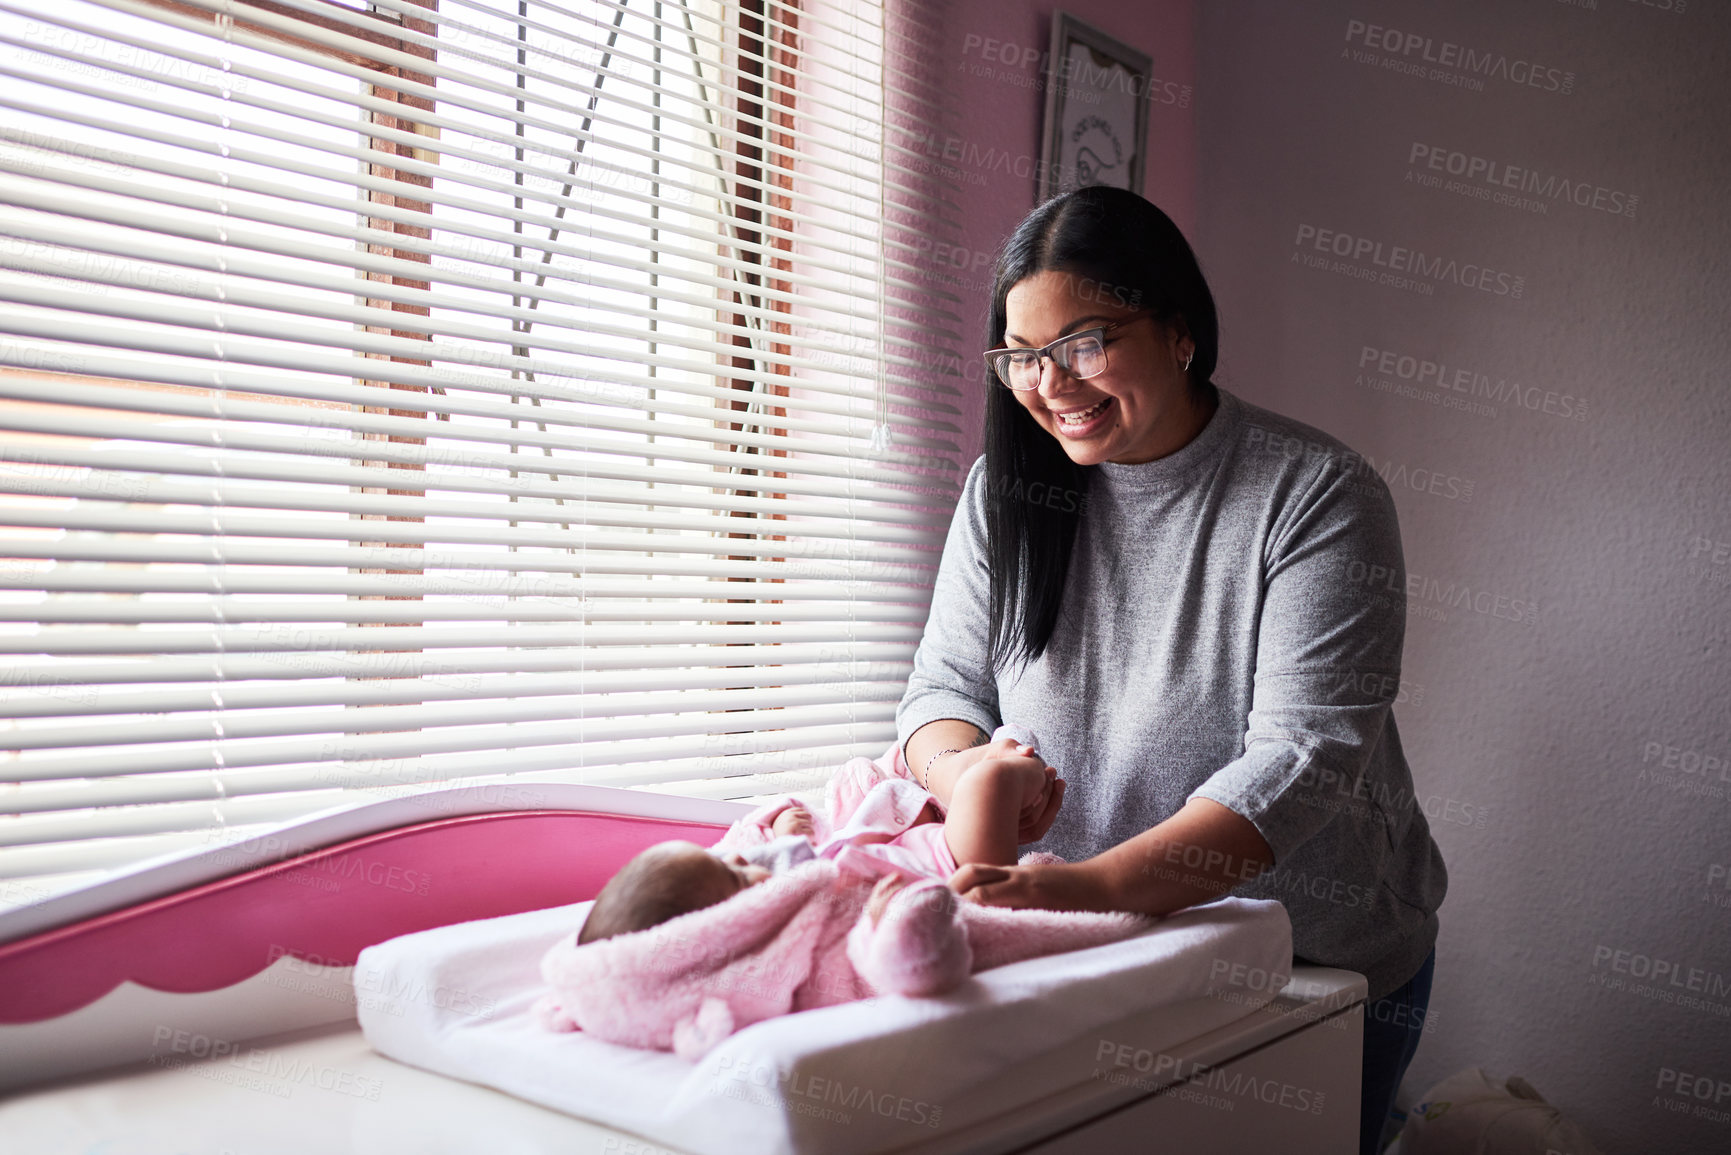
[1037,13,1152,204]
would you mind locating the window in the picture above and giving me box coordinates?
[0,0,963,905]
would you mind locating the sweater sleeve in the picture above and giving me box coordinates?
[896,458,1002,750]
[1187,459,1408,865]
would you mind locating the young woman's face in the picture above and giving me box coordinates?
[1001,270,1207,466]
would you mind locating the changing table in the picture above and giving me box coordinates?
[0,785,1367,1154]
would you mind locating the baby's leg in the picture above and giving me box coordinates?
[942,761,1038,867]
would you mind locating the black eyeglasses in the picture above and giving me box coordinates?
[982,314,1152,391]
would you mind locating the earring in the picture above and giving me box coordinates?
[1183,351,1194,372]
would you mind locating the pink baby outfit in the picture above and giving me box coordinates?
[713,723,1048,882]
[538,849,1150,1059]
[714,747,959,881]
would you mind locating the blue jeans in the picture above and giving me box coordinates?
[1359,948,1435,1155]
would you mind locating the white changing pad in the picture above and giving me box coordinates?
[357,896,1293,1155]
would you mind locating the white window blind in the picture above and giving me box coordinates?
[0,0,964,901]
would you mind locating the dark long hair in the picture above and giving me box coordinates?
[984,186,1219,668]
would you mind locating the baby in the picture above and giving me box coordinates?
[539,730,1149,1060]
[572,806,814,946]
[576,727,1060,946]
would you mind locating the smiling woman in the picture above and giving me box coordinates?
[996,279,1210,466]
[974,187,1222,665]
[898,185,1448,1155]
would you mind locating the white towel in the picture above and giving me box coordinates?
[357,896,1292,1155]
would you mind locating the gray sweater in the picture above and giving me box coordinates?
[897,388,1447,1001]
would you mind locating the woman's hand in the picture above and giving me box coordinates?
[947,859,1117,911]
[1017,770,1065,844]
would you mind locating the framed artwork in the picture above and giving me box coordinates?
[1037,13,1152,203]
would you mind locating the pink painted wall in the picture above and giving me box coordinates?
[934,0,1198,460]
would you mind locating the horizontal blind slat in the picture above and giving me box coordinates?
[0,661,915,719]
[3,703,903,783]
[0,643,918,689]
[0,539,939,580]
[0,622,928,657]
[5,682,907,751]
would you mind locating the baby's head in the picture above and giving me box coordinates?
[578,841,771,945]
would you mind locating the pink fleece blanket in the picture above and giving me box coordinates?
[539,850,1150,1059]
[539,728,1150,1059]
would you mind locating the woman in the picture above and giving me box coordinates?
[898,185,1447,1155]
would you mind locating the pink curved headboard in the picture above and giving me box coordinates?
[0,809,728,1024]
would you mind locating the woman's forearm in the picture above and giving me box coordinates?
[903,719,989,807]
[947,798,1272,915]
[1086,798,1275,916]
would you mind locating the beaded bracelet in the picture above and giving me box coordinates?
[921,747,966,791]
